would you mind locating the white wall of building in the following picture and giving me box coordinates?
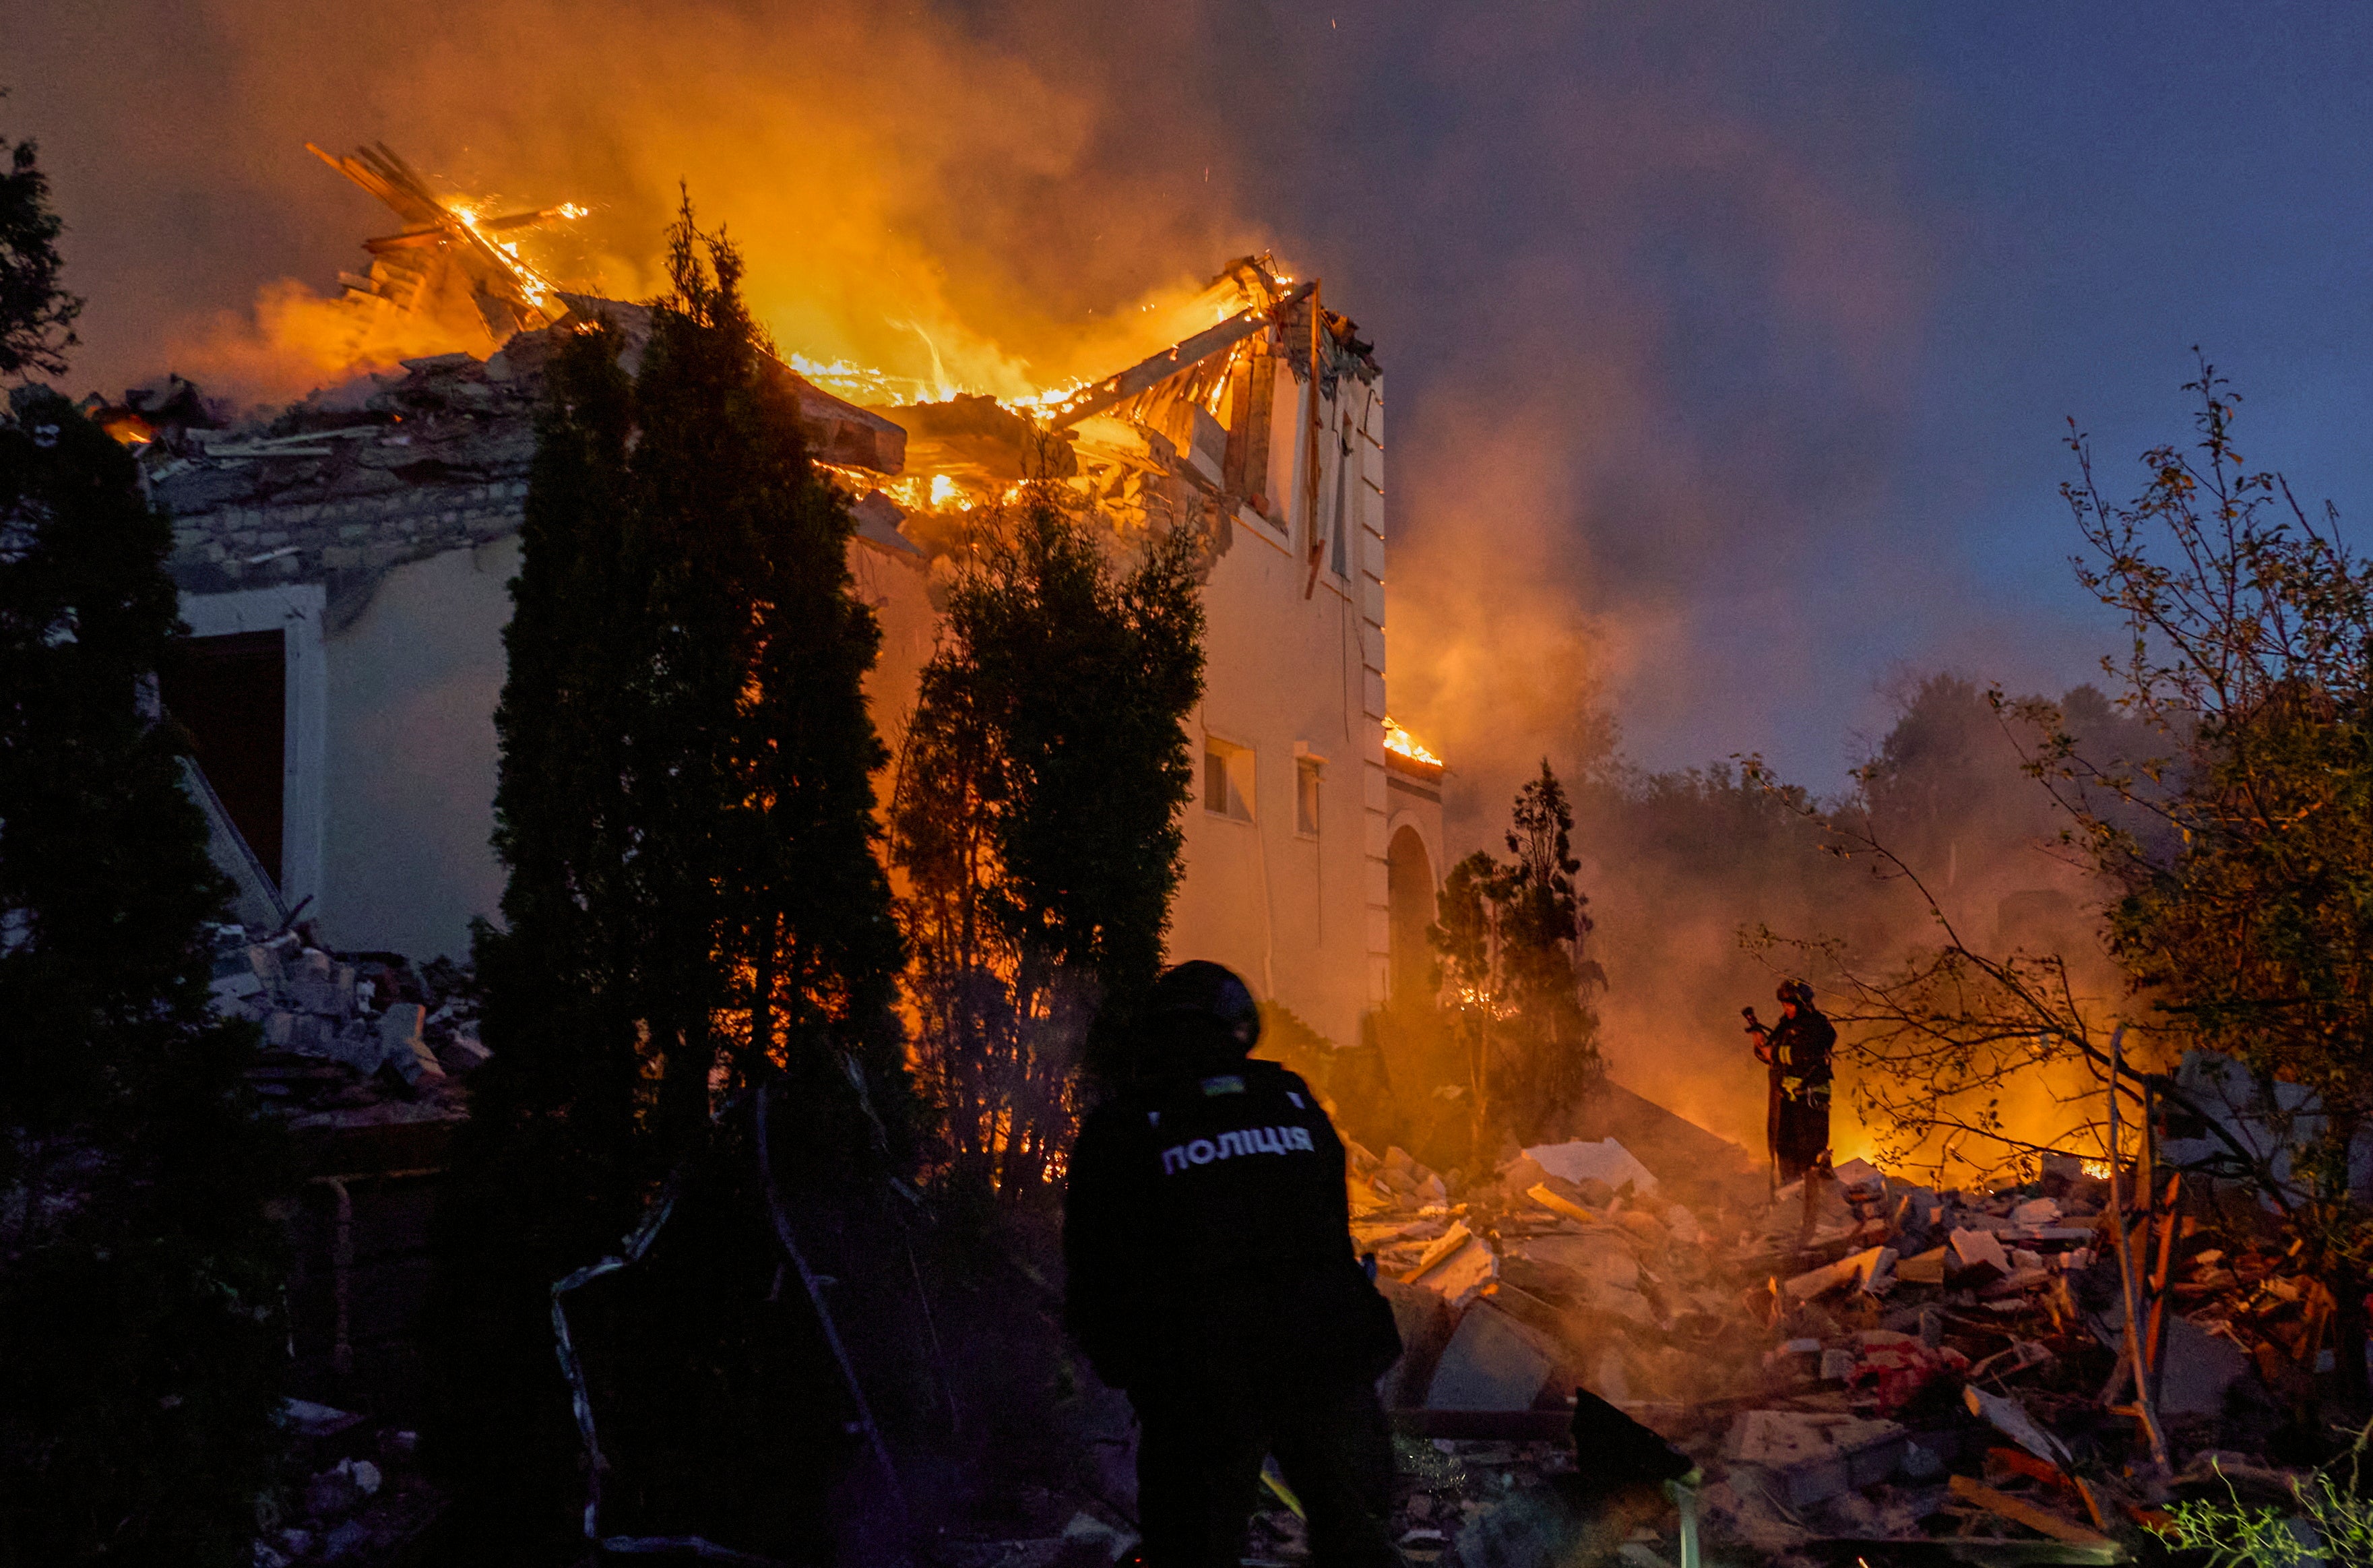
[176,361,1412,1055]
[318,540,515,959]
[1167,363,1391,1050]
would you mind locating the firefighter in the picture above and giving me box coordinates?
[1744,980,1835,1186]
[1064,962,1405,1568]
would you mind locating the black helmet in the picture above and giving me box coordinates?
[1149,961,1261,1054]
[1777,980,1809,1007]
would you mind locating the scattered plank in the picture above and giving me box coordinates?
[1948,1475,2114,1549]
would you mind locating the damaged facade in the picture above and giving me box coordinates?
[139,178,1441,1052]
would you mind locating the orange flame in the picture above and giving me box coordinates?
[1383,717,1445,770]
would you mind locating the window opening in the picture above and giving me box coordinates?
[1203,737,1254,821]
[1295,757,1322,837]
[158,629,285,885]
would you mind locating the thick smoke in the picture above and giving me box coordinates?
[1560,673,2149,1173]
[13,0,2107,1169]
[11,0,1280,405]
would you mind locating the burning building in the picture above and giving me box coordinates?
[144,146,1444,1052]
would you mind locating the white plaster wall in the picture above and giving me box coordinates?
[191,368,1403,1042]
[1166,364,1389,1050]
[850,539,940,767]
[305,534,937,963]
[319,542,515,959]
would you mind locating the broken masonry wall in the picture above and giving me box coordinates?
[160,313,1411,1047]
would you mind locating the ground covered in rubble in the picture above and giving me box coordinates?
[227,1047,2360,1567]
[914,1125,2358,1568]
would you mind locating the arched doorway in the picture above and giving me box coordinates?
[1387,824,1435,1007]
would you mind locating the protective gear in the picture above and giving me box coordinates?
[1066,1050,1401,1567]
[1149,960,1263,1055]
[1752,995,1837,1185]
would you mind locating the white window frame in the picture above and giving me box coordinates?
[176,582,329,923]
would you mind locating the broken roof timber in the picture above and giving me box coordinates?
[307,142,451,232]
[1046,279,1317,432]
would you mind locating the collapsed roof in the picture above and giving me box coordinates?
[146,147,1382,610]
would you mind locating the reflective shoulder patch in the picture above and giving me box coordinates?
[1201,1075,1246,1096]
[1286,1091,1304,1108]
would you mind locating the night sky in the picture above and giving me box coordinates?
[11,1,2370,824]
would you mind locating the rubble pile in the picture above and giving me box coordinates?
[253,1398,443,1567]
[207,924,485,1126]
[1328,1135,2354,1566]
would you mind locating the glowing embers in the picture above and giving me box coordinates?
[1383,718,1444,776]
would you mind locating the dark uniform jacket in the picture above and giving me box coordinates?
[1064,1058,1401,1395]
[1763,1009,1837,1102]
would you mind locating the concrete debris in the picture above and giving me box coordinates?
[1782,1245,1894,1302]
[300,1456,381,1519]
[377,1003,446,1086]
[1724,1409,1906,1507]
[1831,1157,1885,1198]
[1337,1110,2341,1565]
[1895,1245,1947,1285]
[210,925,478,1130]
[1426,1303,1555,1411]
[1947,1225,2012,1282]
[278,1398,365,1443]
[2088,1300,2252,1417]
[2009,1197,2062,1227]
[259,1399,445,1566]
[1963,1384,2073,1468]
[1978,1265,2054,1299]
[1407,1232,1497,1304]
[1523,1137,1659,1198]
[435,1034,491,1076]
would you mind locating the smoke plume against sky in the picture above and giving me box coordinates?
[13,1,2373,823]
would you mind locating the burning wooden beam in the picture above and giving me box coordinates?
[1044,280,1317,432]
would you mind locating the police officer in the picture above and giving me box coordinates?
[1065,962,1405,1568]
[1744,980,1836,1186]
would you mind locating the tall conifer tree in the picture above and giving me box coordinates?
[0,129,283,1567]
[437,201,909,1543]
[628,207,905,1154]
[433,321,652,1538]
[0,133,286,1550]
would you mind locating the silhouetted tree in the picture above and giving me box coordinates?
[0,369,286,1559]
[893,474,1204,1193]
[1430,761,1605,1152]
[0,125,80,377]
[437,199,910,1548]
[1756,363,2373,1410]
